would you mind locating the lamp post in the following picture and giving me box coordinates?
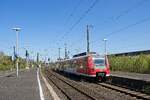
[12,27,21,77]
[103,38,108,56]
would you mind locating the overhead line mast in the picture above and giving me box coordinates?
[87,25,90,54]
[64,43,67,59]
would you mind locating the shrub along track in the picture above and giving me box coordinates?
[44,68,148,100]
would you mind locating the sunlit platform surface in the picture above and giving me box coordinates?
[0,68,41,100]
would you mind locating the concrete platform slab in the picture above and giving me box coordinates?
[0,68,42,100]
[111,71,150,82]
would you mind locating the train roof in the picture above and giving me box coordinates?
[55,52,105,63]
[56,55,105,63]
[73,52,97,58]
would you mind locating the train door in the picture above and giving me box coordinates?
[86,56,94,75]
[82,57,88,74]
[76,57,88,75]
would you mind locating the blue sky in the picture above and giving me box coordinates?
[0,0,150,61]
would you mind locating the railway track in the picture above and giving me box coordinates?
[44,69,150,100]
[45,69,96,100]
[98,82,150,100]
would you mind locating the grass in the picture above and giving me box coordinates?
[109,54,150,74]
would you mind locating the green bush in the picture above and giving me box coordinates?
[0,53,14,71]
[0,51,36,71]
[109,54,150,74]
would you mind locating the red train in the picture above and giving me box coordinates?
[56,52,110,81]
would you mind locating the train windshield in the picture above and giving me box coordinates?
[94,58,105,66]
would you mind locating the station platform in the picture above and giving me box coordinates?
[109,71,150,94]
[111,71,150,82]
[0,68,52,100]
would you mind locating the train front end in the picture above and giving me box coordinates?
[87,55,110,81]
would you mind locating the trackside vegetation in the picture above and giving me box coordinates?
[0,51,36,71]
[109,54,150,94]
[109,54,150,74]
[0,52,14,71]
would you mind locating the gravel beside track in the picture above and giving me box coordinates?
[45,69,95,100]
[44,74,68,100]
[44,68,145,100]
[78,81,138,100]
[98,83,150,100]
[40,73,53,100]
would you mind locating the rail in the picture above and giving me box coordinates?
[45,69,96,100]
[98,82,150,100]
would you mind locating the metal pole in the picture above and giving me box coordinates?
[26,56,28,68]
[103,39,107,56]
[64,43,67,59]
[87,25,90,54]
[16,30,19,77]
[12,27,21,78]
[37,52,39,65]
[45,56,46,66]
[25,50,29,69]
[13,46,16,69]
[105,40,106,55]
[58,48,61,60]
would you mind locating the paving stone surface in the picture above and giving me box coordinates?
[0,68,41,100]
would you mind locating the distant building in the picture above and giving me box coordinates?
[110,50,150,56]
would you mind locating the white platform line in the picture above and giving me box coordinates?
[40,69,60,100]
[37,68,45,100]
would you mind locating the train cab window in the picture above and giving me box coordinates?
[94,59,105,66]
